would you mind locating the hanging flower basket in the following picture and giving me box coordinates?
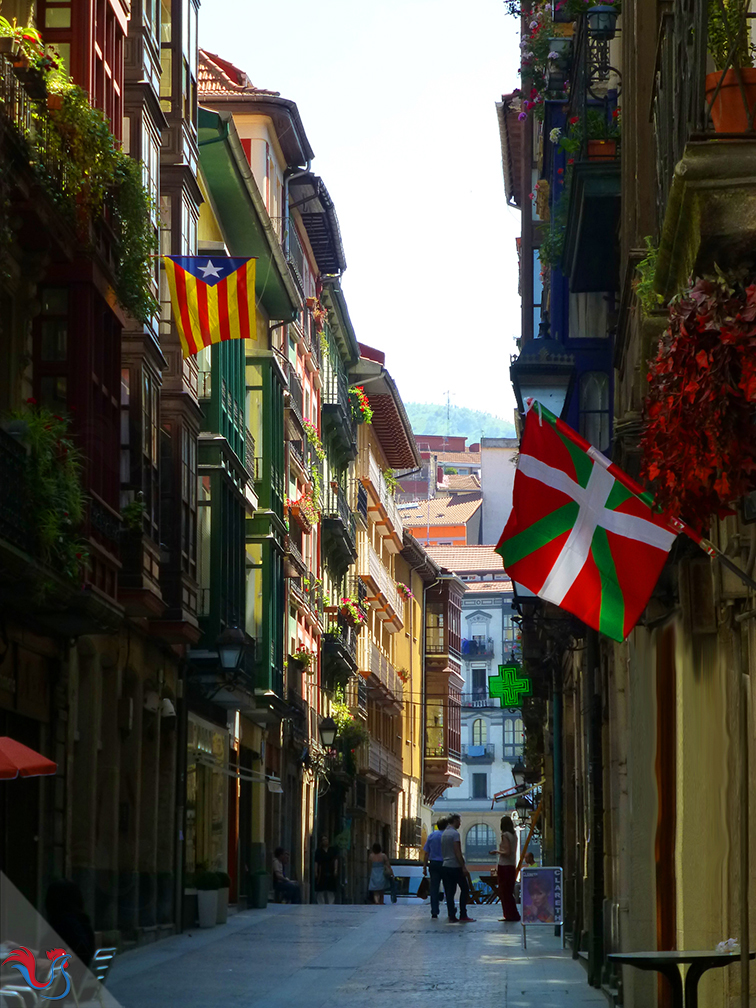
[396,582,415,603]
[338,597,367,627]
[641,272,756,531]
[348,386,373,424]
[289,492,319,534]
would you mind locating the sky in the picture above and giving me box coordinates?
[198,0,522,423]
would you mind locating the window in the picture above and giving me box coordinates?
[472,774,488,799]
[425,603,444,653]
[465,823,495,858]
[471,667,487,696]
[569,291,610,338]
[472,719,487,745]
[579,372,610,452]
[504,717,524,759]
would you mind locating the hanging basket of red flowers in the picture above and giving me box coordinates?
[640,271,756,532]
[288,492,319,534]
[348,386,373,424]
[338,596,367,627]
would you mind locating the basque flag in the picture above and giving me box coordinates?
[163,256,256,357]
[496,401,685,641]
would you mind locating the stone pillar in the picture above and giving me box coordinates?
[70,638,100,920]
[156,679,177,927]
[118,673,142,936]
[138,670,160,930]
[94,648,120,932]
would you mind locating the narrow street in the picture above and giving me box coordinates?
[107,904,606,1008]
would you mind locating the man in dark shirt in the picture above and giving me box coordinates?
[314,836,339,904]
[422,817,448,919]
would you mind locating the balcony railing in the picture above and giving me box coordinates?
[370,642,404,703]
[359,737,403,789]
[361,448,403,543]
[461,637,495,658]
[285,364,304,425]
[245,429,255,481]
[270,216,305,296]
[358,541,404,630]
[653,0,756,213]
[322,367,357,455]
[461,744,495,764]
[461,692,497,708]
[322,484,357,555]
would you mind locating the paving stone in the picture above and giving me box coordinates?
[107,903,608,1008]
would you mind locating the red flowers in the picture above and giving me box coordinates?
[641,273,756,530]
[569,116,580,125]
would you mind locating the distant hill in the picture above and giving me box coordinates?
[404,402,516,441]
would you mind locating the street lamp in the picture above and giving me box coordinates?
[586,4,619,38]
[512,761,527,790]
[515,795,533,824]
[216,627,246,670]
[510,313,575,419]
[318,717,338,749]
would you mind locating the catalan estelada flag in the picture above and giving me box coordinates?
[162,256,256,357]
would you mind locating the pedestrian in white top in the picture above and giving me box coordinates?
[440,814,475,923]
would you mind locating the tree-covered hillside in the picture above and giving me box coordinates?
[404,402,516,440]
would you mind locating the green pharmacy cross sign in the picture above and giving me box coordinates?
[488,663,531,706]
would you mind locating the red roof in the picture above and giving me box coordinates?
[199,51,280,97]
[424,545,507,574]
[398,494,482,528]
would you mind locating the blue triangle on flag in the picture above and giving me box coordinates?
[168,256,253,287]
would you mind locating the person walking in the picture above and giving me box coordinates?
[367,843,394,904]
[422,816,448,919]
[314,836,339,904]
[440,814,475,923]
[491,815,521,922]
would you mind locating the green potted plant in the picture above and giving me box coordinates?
[216,870,231,925]
[195,870,219,928]
[705,0,756,131]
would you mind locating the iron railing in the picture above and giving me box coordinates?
[245,429,255,480]
[461,744,495,763]
[652,0,756,215]
[323,616,359,662]
[461,637,495,658]
[270,216,306,295]
[567,15,621,163]
[285,364,304,424]
[322,483,356,544]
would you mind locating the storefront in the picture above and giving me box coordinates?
[186,713,228,876]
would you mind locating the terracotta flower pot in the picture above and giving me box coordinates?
[587,139,617,161]
[705,68,756,133]
[47,93,63,111]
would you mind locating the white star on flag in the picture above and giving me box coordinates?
[198,260,222,279]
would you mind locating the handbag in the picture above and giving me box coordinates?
[417,875,430,900]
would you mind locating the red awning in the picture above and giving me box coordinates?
[0,737,57,780]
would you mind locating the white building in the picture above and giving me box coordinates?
[480,437,518,544]
[425,546,526,868]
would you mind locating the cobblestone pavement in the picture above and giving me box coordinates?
[107,903,609,1008]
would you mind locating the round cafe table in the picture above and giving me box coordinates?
[608,950,756,1008]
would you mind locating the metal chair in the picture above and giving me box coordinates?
[0,987,39,1008]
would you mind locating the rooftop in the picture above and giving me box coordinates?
[442,474,481,491]
[424,544,508,574]
[398,494,482,528]
[433,451,482,467]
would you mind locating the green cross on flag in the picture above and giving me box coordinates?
[488,664,531,706]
